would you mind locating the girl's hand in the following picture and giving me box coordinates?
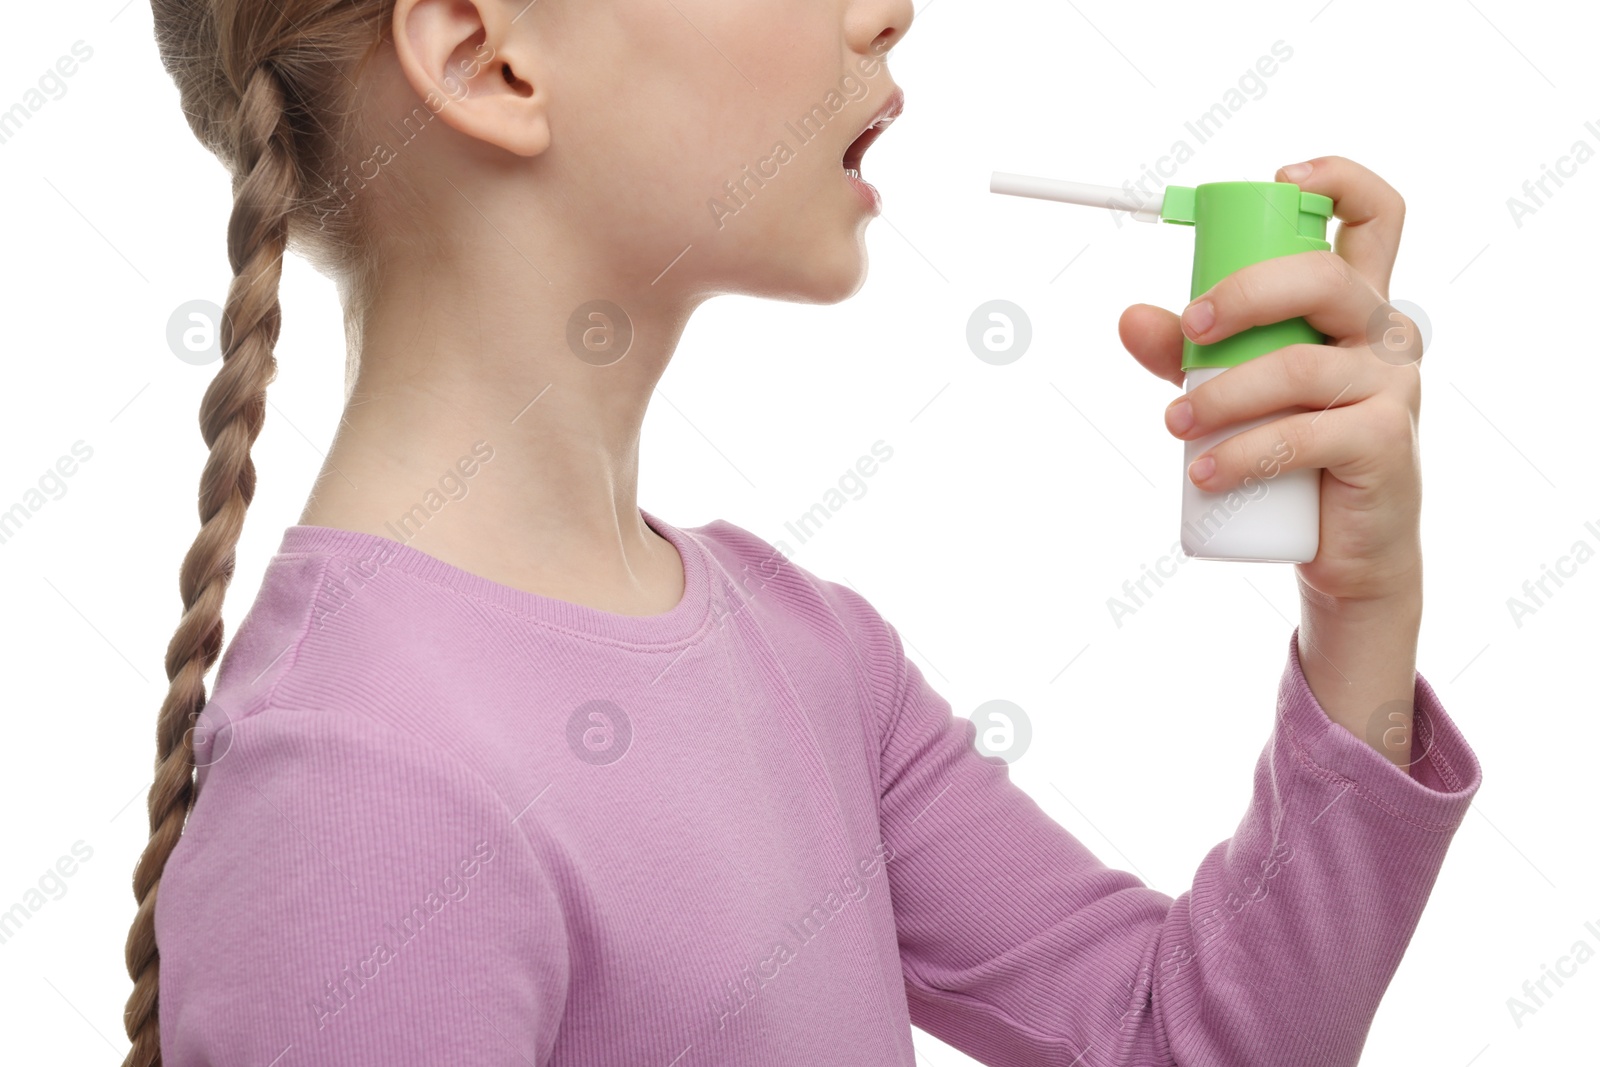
[1118,156,1422,605]
[1117,157,1426,763]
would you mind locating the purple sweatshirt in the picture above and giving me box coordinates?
[155,509,1481,1066]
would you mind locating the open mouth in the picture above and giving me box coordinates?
[842,88,905,180]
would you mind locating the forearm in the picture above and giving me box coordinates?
[1296,577,1423,773]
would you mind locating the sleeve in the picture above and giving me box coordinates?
[155,704,569,1066]
[839,587,1482,1067]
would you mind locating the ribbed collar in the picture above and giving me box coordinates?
[275,507,712,647]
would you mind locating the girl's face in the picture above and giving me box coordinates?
[481,0,913,306]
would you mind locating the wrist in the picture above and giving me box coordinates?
[1299,581,1422,629]
[1295,577,1422,769]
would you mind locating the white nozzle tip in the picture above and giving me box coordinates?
[990,171,1162,222]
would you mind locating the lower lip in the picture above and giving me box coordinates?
[845,170,882,214]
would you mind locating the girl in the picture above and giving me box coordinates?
[127,0,1481,1064]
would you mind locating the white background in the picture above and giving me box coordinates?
[1,0,1596,1063]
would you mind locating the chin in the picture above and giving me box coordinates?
[803,254,870,304]
[702,201,874,304]
[748,235,871,305]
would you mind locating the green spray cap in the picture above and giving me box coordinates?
[1158,181,1333,371]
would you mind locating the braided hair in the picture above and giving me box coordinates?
[127,4,399,1062]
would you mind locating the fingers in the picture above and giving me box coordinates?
[1276,156,1406,299]
[1186,398,1414,494]
[1118,303,1185,386]
[1180,248,1387,346]
[1164,343,1388,441]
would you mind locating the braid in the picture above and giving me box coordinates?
[137,0,402,1056]
[119,62,296,1067]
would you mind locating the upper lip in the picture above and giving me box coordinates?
[843,87,905,169]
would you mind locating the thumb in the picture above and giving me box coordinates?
[1118,303,1186,387]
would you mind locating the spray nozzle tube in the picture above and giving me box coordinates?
[989,171,1169,222]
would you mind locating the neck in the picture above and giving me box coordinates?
[298,258,700,614]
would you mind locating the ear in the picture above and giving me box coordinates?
[391,0,550,158]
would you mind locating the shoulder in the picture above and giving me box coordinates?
[196,534,516,777]
[683,516,890,627]
[680,515,909,702]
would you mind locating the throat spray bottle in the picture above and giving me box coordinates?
[990,173,1334,563]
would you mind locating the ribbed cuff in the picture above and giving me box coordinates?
[1276,626,1482,833]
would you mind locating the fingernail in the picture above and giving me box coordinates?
[1188,455,1215,484]
[1281,161,1313,182]
[1165,398,1194,436]
[1182,299,1215,341]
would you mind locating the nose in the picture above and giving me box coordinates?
[846,0,915,59]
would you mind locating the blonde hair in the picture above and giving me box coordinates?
[127,3,409,1062]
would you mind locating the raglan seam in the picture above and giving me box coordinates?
[693,518,901,812]
[811,576,912,824]
[249,553,334,722]
[878,610,913,773]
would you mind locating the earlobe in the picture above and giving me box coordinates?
[390,0,550,159]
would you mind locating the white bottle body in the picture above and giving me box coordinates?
[1179,365,1320,563]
